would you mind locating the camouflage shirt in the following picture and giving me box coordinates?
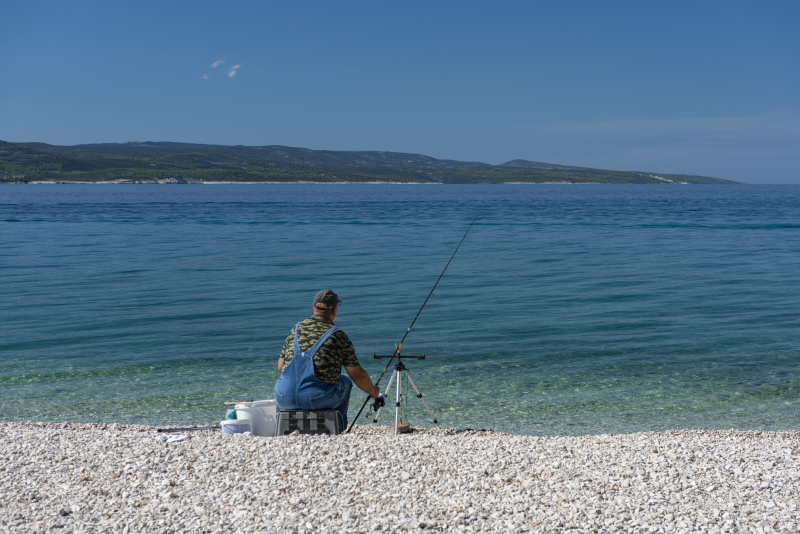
[279,316,360,385]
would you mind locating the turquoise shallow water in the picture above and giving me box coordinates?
[1,184,799,435]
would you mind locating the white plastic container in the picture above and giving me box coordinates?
[221,419,251,434]
[234,400,278,437]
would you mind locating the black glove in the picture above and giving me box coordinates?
[371,393,386,412]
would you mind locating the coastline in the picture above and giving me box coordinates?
[0,142,740,185]
[0,181,689,185]
[3,422,797,533]
[0,180,436,185]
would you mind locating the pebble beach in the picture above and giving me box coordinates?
[2,422,799,533]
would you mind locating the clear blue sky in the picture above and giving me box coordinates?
[2,1,798,183]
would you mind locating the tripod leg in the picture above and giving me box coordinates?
[372,370,397,423]
[403,370,439,425]
[395,366,403,435]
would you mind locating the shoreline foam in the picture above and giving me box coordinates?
[2,422,798,533]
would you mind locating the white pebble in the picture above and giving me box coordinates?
[0,422,798,533]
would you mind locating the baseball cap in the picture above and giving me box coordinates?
[313,289,342,310]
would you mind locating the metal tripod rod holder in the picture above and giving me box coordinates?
[372,350,439,435]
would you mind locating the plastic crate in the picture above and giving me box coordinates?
[221,420,251,434]
[276,410,340,436]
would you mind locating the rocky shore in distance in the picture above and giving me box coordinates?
[1,422,798,533]
[1,140,739,185]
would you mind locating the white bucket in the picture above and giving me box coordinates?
[221,419,250,434]
[235,400,278,437]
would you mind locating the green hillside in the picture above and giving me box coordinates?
[0,141,738,184]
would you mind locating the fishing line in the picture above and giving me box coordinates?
[346,214,479,433]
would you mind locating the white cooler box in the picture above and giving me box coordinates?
[234,400,278,437]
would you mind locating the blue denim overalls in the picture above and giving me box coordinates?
[274,322,354,430]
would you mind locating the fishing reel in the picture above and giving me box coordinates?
[366,392,386,418]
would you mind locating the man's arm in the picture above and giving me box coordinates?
[345,366,380,398]
[278,328,294,372]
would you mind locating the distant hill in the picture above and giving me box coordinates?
[71,141,490,170]
[0,140,739,184]
[500,159,587,170]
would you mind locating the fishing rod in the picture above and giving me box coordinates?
[346,214,479,433]
[156,426,221,433]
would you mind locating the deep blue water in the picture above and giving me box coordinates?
[1,184,798,435]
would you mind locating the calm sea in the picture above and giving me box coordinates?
[1,184,798,435]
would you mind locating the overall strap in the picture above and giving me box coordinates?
[292,322,303,357]
[304,326,340,359]
[293,323,340,359]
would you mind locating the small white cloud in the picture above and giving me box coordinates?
[202,74,209,79]
[210,60,225,68]
[226,64,241,77]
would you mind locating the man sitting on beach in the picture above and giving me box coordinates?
[274,289,381,431]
